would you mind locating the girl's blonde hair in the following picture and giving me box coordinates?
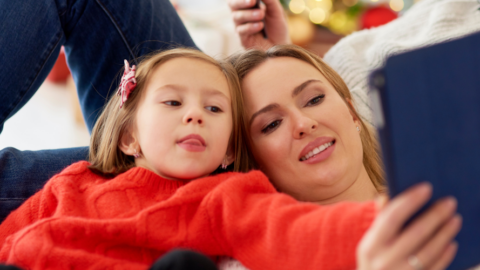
[229,45,386,192]
[89,48,249,177]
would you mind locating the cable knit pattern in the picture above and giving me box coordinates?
[324,0,480,125]
[0,161,376,270]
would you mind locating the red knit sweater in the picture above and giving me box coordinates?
[0,161,377,270]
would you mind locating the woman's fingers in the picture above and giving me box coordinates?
[228,0,290,48]
[415,214,461,269]
[227,0,257,10]
[368,183,433,248]
[385,196,458,262]
[236,22,264,36]
[429,241,458,270]
[232,9,265,26]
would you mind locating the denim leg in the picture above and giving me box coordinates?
[64,0,197,131]
[0,0,196,220]
[0,147,89,221]
[0,0,197,133]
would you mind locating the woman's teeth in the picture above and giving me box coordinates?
[300,141,334,161]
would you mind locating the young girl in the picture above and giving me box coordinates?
[0,48,432,270]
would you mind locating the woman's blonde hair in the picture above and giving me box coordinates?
[229,45,386,192]
[89,48,249,177]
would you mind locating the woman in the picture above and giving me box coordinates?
[0,0,460,268]
[225,44,460,270]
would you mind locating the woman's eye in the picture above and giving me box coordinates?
[206,106,222,113]
[261,120,282,134]
[306,94,325,107]
[164,100,181,106]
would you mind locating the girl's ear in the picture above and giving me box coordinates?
[118,127,139,156]
[224,145,236,166]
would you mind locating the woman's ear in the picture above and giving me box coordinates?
[118,127,139,156]
[346,98,360,125]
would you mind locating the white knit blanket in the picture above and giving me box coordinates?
[324,0,480,125]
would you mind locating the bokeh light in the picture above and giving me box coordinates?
[289,0,306,14]
[309,8,326,24]
[329,10,347,30]
[307,0,332,11]
[389,0,404,11]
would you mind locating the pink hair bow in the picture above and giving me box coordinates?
[117,60,137,108]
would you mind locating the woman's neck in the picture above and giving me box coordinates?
[315,166,379,205]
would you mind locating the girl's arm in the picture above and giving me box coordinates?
[0,190,44,247]
[202,171,377,270]
[0,175,60,248]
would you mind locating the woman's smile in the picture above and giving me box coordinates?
[299,138,335,163]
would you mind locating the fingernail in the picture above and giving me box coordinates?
[443,196,458,210]
[252,10,260,17]
[452,213,462,225]
[246,0,251,4]
[416,182,432,195]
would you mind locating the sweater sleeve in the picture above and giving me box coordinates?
[0,173,63,251]
[204,171,377,270]
[0,189,45,248]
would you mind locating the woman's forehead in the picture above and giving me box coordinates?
[242,57,333,108]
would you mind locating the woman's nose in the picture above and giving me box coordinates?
[293,115,317,139]
[183,107,204,125]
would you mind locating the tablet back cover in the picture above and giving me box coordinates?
[370,31,480,270]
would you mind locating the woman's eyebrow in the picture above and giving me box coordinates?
[249,103,280,127]
[292,79,322,97]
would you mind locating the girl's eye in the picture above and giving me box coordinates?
[306,94,325,107]
[261,120,282,134]
[164,100,181,106]
[206,106,222,113]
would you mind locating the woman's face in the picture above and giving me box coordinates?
[242,57,371,203]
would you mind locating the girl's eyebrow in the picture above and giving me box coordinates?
[202,88,230,101]
[155,84,229,101]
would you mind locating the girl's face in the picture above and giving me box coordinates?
[242,57,374,203]
[130,58,233,181]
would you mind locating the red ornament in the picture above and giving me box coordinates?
[46,47,71,83]
[360,6,398,29]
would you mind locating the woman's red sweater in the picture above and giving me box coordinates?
[0,161,376,270]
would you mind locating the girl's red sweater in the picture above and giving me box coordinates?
[0,161,376,270]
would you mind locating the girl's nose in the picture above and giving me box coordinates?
[183,108,204,125]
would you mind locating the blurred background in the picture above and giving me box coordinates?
[0,0,416,151]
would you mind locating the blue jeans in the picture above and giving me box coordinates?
[0,0,196,221]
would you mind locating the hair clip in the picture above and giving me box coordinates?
[117,60,137,108]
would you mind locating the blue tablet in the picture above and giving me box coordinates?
[370,31,480,270]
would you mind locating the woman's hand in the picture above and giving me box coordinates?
[357,183,461,270]
[227,0,291,50]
